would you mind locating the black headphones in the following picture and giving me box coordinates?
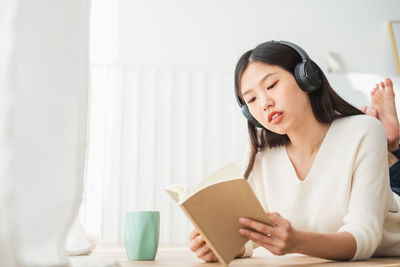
[235,40,323,128]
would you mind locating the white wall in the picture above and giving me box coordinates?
[114,0,400,75]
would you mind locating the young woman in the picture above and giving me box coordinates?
[189,41,400,262]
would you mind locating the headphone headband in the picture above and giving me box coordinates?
[275,40,310,61]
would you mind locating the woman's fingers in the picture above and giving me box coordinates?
[188,228,218,262]
[267,212,287,225]
[189,235,205,252]
[239,228,275,246]
[239,213,292,239]
[196,243,211,257]
[202,250,218,262]
[189,228,199,240]
[239,212,297,256]
[239,217,276,236]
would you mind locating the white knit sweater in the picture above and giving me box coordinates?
[242,115,400,260]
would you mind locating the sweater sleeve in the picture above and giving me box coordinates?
[338,118,390,260]
[242,240,255,257]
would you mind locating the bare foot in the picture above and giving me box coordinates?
[361,105,378,118]
[361,86,380,117]
[371,78,399,151]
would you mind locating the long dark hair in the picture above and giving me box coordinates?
[234,41,363,179]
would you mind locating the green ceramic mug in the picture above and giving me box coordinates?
[124,211,160,261]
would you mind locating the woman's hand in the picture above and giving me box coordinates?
[189,228,245,261]
[189,228,218,262]
[238,212,300,256]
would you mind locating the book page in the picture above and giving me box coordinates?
[164,184,187,203]
[190,162,242,197]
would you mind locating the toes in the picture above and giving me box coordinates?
[380,81,386,90]
[371,85,378,97]
[366,106,376,117]
[385,78,393,88]
[370,107,378,118]
[385,78,395,97]
[361,106,367,113]
[372,95,383,107]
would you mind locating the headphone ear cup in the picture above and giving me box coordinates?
[241,106,264,128]
[294,60,322,93]
[305,60,323,90]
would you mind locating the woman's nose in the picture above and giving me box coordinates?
[260,95,273,111]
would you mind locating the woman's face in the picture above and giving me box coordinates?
[240,61,313,135]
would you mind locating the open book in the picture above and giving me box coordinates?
[165,163,271,266]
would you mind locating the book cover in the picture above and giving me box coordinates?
[165,163,271,265]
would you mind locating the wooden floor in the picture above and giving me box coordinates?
[70,246,400,267]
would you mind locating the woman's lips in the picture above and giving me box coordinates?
[269,112,283,124]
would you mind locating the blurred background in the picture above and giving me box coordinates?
[83,0,400,247]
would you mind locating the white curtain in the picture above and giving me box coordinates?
[82,1,248,247]
[0,0,20,264]
[0,0,89,265]
[82,64,248,245]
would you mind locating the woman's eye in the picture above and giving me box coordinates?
[247,97,256,104]
[267,81,278,90]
